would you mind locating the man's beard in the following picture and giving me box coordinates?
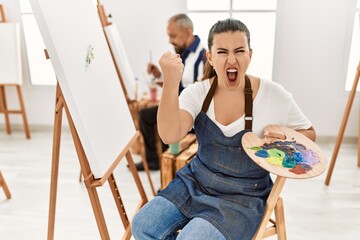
[174,45,185,55]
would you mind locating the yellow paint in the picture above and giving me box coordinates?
[266,148,285,166]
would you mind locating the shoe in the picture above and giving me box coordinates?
[127,162,159,171]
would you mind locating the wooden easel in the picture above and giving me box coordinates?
[0,4,31,139]
[0,170,11,199]
[325,61,360,185]
[0,4,5,22]
[47,82,148,240]
[96,1,156,196]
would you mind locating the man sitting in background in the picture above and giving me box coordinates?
[136,13,206,171]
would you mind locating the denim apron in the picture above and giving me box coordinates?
[159,77,273,240]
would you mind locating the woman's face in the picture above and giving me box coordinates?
[207,31,252,90]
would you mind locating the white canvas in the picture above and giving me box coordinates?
[0,23,22,84]
[105,24,137,101]
[29,0,136,178]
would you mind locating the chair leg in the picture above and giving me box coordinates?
[274,197,286,240]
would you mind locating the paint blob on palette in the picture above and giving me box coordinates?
[249,140,319,175]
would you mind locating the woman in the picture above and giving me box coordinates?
[132,18,316,240]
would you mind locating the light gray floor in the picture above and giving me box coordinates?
[0,128,359,239]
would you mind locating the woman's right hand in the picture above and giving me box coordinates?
[159,51,184,89]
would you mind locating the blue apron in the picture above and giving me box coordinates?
[159,77,273,239]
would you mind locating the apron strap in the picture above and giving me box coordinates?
[201,76,218,113]
[200,75,253,130]
[244,75,253,130]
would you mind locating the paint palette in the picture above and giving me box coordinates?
[242,125,327,179]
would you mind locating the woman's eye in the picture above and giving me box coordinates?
[236,50,245,53]
[217,51,227,54]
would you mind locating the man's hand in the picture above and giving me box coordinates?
[147,63,161,78]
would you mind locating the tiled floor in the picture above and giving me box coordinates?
[0,128,359,239]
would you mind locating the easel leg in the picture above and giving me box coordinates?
[16,85,31,139]
[84,183,110,239]
[47,89,63,240]
[139,134,156,196]
[108,174,130,229]
[0,171,11,199]
[358,106,360,167]
[126,151,148,206]
[325,62,360,185]
[0,85,11,134]
[65,119,110,239]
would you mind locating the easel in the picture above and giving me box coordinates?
[0,4,31,139]
[47,81,148,239]
[0,170,11,199]
[325,61,360,185]
[96,1,156,196]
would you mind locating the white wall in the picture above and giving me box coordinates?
[273,0,358,137]
[0,0,358,138]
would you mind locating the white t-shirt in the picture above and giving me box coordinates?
[181,41,205,87]
[179,78,312,137]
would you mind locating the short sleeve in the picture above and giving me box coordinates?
[178,80,210,121]
[285,99,312,130]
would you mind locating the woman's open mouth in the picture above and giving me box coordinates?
[227,68,238,82]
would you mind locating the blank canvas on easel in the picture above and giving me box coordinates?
[30,0,136,178]
[0,23,22,84]
[104,24,137,101]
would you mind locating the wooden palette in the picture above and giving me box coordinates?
[242,125,327,179]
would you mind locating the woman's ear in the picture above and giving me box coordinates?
[249,48,253,60]
[206,51,213,66]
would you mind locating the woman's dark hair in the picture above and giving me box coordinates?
[202,18,251,80]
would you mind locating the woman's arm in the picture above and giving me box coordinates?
[297,126,316,142]
[157,52,194,144]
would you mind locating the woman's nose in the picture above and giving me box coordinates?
[227,53,236,64]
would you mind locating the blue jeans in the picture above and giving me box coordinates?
[132,196,226,240]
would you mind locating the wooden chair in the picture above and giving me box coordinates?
[0,170,11,199]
